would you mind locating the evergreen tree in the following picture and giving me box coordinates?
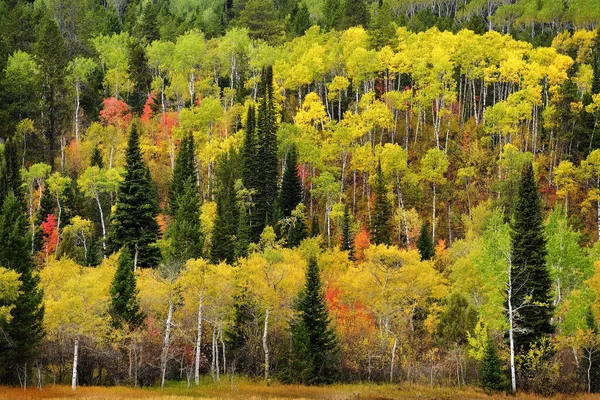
[168,133,197,216]
[286,203,308,247]
[511,163,553,351]
[480,338,509,392]
[279,146,303,218]
[340,205,354,260]
[0,137,23,207]
[291,257,339,384]
[322,0,343,30]
[167,177,203,263]
[226,288,257,372]
[134,0,160,44]
[343,0,369,29]
[90,145,105,168]
[109,247,146,331]
[368,0,396,50]
[241,105,258,196]
[211,152,239,264]
[128,39,152,115]
[108,122,161,269]
[253,66,279,240]
[311,214,320,238]
[33,16,68,169]
[371,160,392,245]
[235,204,251,260]
[417,223,435,261]
[0,192,45,383]
[292,2,311,36]
[237,0,284,43]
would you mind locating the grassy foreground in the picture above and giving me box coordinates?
[0,380,598,400]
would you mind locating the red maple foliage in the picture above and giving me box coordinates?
[40,214,58,258]
[353,226,370,262]
[99,97,132,130]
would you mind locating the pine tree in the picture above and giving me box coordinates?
[235,204,251,260]
[371,160,392,245]
[291,257,339,384]
[311,214,320,238]
[169,133,197,216]
[417,223,435,261]
[511,163,553,351]
[128,39,152,115]
[167,177,204,264]
[108,122,161,269]
[368,0,396,50]
[279,146,303,218]
[322,0,343,30]
[90,145,105,168]
[0,192,45,383]
[286,203,308,248]
[480,338,508,392]
[0,137,23,207]
[211,152,239,264]
[343,0,369,29]
[292,2,311,36]
[254,66,279,240]
[134,0,160,44]
[241,105,258,196]
[340,205,354,260]
[109,247,146,331]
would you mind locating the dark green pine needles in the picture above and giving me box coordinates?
[417,223,435,261]
[371,159,392,245]
[110,247,146,332]
[108,122,161,269]
[290,257,339,384]
[511,163,553,351]
[0,192,45,383]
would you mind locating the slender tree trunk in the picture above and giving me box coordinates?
[262,307,270,383]
[194,291,203,386]
[508,258,517,394]
[432,183,437,242]
[588,350,592,393]
[71,334,79,391]
[75,83,80,143]
[96,194,107,252]
[390,335,397,383]
[161,300,174,388]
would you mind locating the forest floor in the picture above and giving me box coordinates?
[0,381,597,400]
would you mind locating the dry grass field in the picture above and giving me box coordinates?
[1,381,599,400]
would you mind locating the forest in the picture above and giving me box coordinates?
[1,0,600,396]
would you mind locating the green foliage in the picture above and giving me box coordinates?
[342,0,369,29]
[340,205,354,260]
[108,122,161,269]
[436,293,478,346]
[110,247,146,331]
[417,223,435,261]
[211,152,240,264]
[279,145,303,218]
[511,163,554,351]
[480,338,509,392]
[169,133,197,216]
[0,192,45,383]
[371,160,392,245]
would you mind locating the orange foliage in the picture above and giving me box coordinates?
[353,226,370,262]
[39,214,58,260]
[99,97,132,130]
[140,93,156,123]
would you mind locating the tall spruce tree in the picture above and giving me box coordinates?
[322,0,343,30]
[279,146,303,218]
[511,163,553,351]
[368,0,396,50]
[310,214,320,238]
[254,66,279,240]
[108,122,161,269]
[340,205,355,260]
[417,223,435,261]
[167,178,203,263]
[371,160,392,245]
[480,338,508,392]
[0,137,23,207]
[211,152,239,264]
[291,257,339,384]
[241,105,258,241]
[109,247,146,331]
[343,0,369,29]
[0,192,45,383]
[128,39,152,115]
[168,133,197,216]
[235,205,251,260]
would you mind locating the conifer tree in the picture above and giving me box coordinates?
[311,214,320,238]
[235,206,251,260]
[241,105,258,241]
[128,40,151,115]
[343,0,369,29]
[167,178,204,263]
[0,192,45,383]
[292,3,311,36]
[168,133,197,216]
[211,152,239,264]
[322,0,343,30]
[368,0,396,50]
[108,122,161,269]
[291,257,339,384]
[417,223,435,261]
[480,338,508,392]
[134,0,160,44]
[511,163,553,351]
[279,146,303,218]
[340,205,355,260]
[286,203,308,248]
[0,138,22,207]
[109,247,146,331]
[90,145,105,168]
[254,66,278,240]
[371,160,392,245]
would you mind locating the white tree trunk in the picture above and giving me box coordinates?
[71,334,79,391]
[96,194,107,252]
[194,291,203,386]
[262,307,270,383]
[160,300,174,388]
[75,83,80,143]
[390,335,397,383]
[432,183,437,242]
[507,259,517,393]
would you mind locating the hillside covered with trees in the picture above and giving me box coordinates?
[1,0,600,395]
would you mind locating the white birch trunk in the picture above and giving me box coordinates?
[160,300,174,388]
[194,291,203,386]
[507,258,517,393]
[71,334,79,391]
[96,194,107,252]
[262,307,270,383]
